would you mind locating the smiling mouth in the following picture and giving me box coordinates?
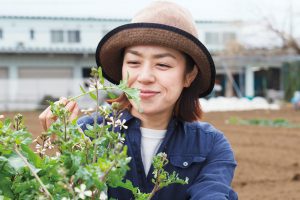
[139,90,160,98]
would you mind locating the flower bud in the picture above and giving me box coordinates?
[111,102,120,110]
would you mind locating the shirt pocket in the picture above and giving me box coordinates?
[169,155,206,169]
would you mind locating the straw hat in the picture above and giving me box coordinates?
[95,1,215,97]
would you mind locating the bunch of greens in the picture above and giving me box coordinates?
[0,67,187,200]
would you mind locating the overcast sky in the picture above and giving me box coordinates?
[1,0,299,22]
[1,0,299,47]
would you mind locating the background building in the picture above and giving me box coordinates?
[1,15,295,111]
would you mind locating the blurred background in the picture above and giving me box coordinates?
[1,0,300,199]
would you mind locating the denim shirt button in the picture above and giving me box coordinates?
[183,161,188,167]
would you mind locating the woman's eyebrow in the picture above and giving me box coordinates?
[126,50,142,57]
[153,53,177,60]
[126,50,177,60]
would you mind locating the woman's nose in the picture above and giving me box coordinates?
[137,64,155,83]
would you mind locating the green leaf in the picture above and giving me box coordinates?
[113,179,136,192]
[0,175,14,199]
[7,155,26,171]
[7,154,40,174]
[20,144,43,168]
[98,67,104,85]
[1,119,12,133]
[12,178,39,194]
[4,119,11,128]
[107,91,118,99]
[89,92,97,101]
[117,78,140,108]
[80,85,86,94]
[0,156,15,175]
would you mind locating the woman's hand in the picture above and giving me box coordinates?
[39,97,79,131]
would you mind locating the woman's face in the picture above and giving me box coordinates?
[122,45,196,118]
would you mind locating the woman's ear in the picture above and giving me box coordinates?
[184,65,198,87]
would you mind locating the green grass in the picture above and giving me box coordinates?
[227,117,300,128]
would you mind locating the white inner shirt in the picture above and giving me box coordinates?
[140,127,167,175]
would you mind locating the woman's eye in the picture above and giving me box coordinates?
[127,61,139,64]
[157,63,171,69]
[126,61,140,67]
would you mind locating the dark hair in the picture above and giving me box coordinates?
[173,53,202,121]
[107,52,203,122]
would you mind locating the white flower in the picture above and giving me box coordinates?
[35,143,46,155]
[32,137,39,143]
[81,108,95,115]
[61,197,70,200]
[185,177,189,183]
[119,119,128,129]
[51,152,61,160]
[115,119,128,130]
[114,119,121,127]
[118,113,123,118]
[99,106,110,119]
[75,184,92,199]
[99,191,108,200]
[35,148,46,155]
[44,138,54,149]
[35,143,41,149]
[88,79,103,91]
[0,114,4,119]
[107,116,115,126]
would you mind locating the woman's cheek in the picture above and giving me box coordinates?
[123,70,136,86]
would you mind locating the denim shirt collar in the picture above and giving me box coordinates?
[120,109,180,134]
[120,109,181,152]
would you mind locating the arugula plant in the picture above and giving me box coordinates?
[0,67,188,200]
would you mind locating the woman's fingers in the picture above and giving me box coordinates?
[69,102,80,121]
[39,97,76,131]
[39,106,51,131]
[45,109,57,130]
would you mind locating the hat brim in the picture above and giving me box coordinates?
[96,22,215,97]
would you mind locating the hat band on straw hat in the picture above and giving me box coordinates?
[96,22,216,98]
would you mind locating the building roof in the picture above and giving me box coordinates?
[0,15,130,22]
[0,47,94,54]
[0,15,239,24]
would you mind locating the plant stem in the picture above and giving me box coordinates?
[85,140,89,164]
[92,77,100,163]
[63,115,67,141]
[148,184,160,200]
[68,86,116,101]
[148,169,161,200]
[100,160,117,182]
[14,145,53,200]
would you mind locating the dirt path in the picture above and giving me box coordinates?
[204,107,300,200]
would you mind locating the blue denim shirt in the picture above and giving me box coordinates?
[78,110,238,200]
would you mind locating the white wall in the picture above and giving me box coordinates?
[0,16,240,53]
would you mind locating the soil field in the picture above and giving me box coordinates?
[2,105,300,200]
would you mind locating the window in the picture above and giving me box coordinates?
[82,67,92,78]
[19,67,73,78]
[0,67,8,79]
[51,30,64,43]
[67,30,80,43]
[205,32,220,45]
[223,32,236,43]
[0,29,3,39]
[30,29,35,40]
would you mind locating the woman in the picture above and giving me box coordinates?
[39,1,238,199]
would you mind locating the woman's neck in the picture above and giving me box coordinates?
[131,109,172,130]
